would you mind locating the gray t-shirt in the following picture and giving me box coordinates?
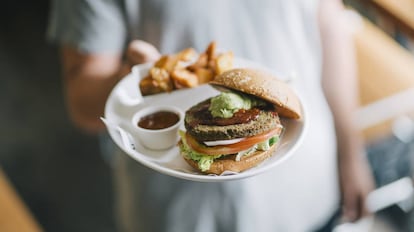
[49,1,339,231]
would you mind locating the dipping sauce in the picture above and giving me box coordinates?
[138,111,180,130]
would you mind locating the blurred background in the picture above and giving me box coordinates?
[0,0,414,231]
[0,1,115,231]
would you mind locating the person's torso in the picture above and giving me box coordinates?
[118,0,339,231]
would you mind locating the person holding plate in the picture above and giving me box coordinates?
[48,0,375,231]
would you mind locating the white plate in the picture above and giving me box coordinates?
[104,58,307,182]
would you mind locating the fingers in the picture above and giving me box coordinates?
[339,153,375,223]
[360,188,372,218]
[342,189,358,222]
[126,40,161,65]
[341,188,371,222]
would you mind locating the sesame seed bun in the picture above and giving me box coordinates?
[210,68,302,119]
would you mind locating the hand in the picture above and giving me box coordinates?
[339,153,375,222]
[119,40,161,77]
[127,40,161,64]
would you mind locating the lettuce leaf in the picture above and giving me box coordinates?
[236,136,279,161]
[179,131,222,171]
[179,131,280,171]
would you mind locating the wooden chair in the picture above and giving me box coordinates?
[354,17,414,143]
[0,169,42,232]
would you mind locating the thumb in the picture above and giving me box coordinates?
[126,40,161,65]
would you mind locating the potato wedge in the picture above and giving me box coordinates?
[215,51,234,74]
[176,48,197,62]
[171,69,199,88]
[194,67,214,84]
[150,67,173,92]
[205,41,217,61]
[140,75,164,95]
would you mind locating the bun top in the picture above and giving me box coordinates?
[210,68,302,119]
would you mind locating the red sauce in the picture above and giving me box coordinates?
[213,108,260,126]
[138,111,180,130]
[187,99,263,126]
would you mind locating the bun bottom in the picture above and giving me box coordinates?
[183,144,278,175]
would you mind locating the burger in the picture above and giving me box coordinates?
[178,68,302,175]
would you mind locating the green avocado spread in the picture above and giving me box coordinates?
[208,91,264,118]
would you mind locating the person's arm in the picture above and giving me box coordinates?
[60,41,160,133]
[318,0,375,221]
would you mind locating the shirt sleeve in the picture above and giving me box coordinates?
[47,0,127,53]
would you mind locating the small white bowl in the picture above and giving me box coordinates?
[131,105,184,150]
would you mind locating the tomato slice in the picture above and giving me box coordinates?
[185,126,282,155]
